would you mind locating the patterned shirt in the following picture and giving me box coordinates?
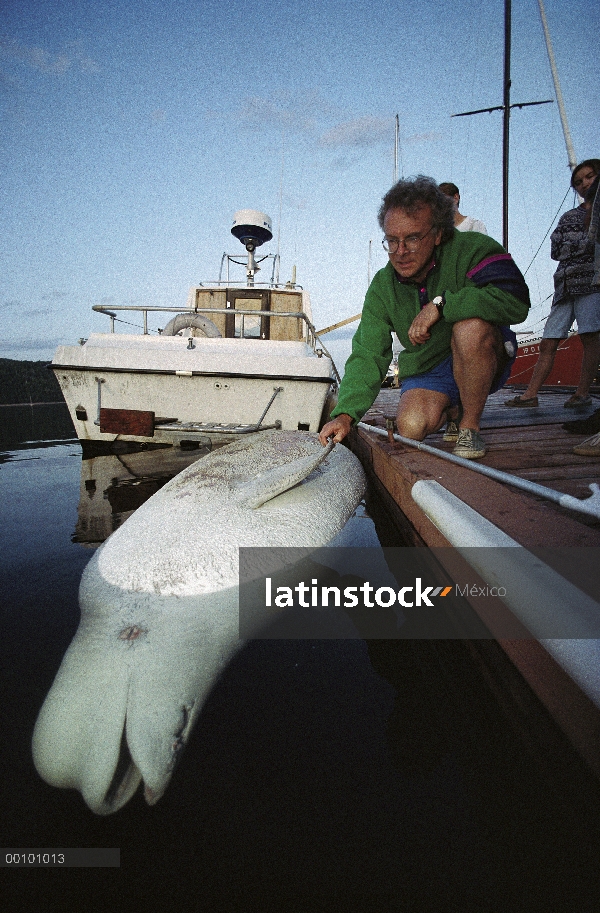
[551,205,596,304]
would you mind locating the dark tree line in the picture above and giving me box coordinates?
[0,359,64,405]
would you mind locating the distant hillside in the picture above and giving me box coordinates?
[0,359,64,405]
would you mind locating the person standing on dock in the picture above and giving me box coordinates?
[319,176,530,459]
[504,159,600,411]
[439,182,488,235]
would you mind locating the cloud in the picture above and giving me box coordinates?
[238,95,317,133]
[0,37,100,76]
[0,336,60,352]
[318,116,393,149]
[404,131,443,145]
[40,290,69,302]
[208,89,342,137]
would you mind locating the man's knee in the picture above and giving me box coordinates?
[451,318,499,358]
[396,410,428,440]
[396,395,447,440]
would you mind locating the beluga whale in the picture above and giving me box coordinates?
[32,431,366,814]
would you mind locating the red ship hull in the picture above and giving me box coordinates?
[505,332,583,387]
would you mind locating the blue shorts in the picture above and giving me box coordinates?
[400,327,517,406]
[543,293,600,338]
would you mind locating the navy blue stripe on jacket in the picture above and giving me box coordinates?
[467,253,530,307]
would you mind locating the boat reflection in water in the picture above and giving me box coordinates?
[73,440,212,547]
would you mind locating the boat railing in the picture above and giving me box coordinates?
[196,280,304,290]
[91,304,341,383]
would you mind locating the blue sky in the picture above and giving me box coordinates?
[1,0,598,369]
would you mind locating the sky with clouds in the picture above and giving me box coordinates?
[1,0,598,368]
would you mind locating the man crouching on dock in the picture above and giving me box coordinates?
[319,176,530,459]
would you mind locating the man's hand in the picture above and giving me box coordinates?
[318,414,353,446]
[407,302,441,345]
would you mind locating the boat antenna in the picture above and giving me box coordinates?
[393,114,398,183]
[276,132,285,284]
[536,0,577,172]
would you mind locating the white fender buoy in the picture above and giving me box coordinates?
[161,313,222,337]
[32,432,366,814]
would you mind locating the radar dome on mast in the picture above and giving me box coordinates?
[231,210,273,250]
[231,210,273,286]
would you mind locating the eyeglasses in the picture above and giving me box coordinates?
[382,225,435,253]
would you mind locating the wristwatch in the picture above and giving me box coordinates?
[432,295,445,316]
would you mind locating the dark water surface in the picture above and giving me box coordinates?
[2,411,600,912]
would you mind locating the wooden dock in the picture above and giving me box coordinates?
[354,387,600,548]
[346,386,600,779]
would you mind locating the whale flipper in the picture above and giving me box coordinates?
[236,440,335,508]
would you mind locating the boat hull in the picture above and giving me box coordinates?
[53,334,337,449]
[505,332,583,387]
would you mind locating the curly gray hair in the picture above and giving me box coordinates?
[378,176,455,243]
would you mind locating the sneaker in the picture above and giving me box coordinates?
[442,403,463,441]
[504,395,539,408]
[563,408,600,434]
[453,428,487,459]
[564,394,592,409]
[573,431,600,456]
[443,420,459,442]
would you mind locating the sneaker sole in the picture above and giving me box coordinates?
[573,445,600,456]
[453,447,486,459]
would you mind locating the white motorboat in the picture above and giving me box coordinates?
[52,210,339,452]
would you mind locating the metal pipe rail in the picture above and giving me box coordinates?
[357,421,600,520]
[91,304,341,384]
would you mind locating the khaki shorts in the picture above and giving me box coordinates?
[543,293,600,338]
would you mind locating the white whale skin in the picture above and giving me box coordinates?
[32,431,366,814]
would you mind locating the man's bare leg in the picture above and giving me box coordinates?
[575,331,600,398]
[451,318,503,431]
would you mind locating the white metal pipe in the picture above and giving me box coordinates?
[537,0,577,171]
[411,479,600,708]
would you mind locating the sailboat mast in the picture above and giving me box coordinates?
[393,114,399,183]
[537,0,577,172]
[452,0,552,251]
[502,0,511,249]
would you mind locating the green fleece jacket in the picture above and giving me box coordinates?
[331,230,530,423]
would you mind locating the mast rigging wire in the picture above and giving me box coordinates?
[523,186,571,275]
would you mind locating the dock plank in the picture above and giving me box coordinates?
[356,389,600,546]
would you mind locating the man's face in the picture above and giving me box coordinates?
[383,204,442,283]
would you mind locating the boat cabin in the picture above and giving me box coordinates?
[185,286,307,343]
